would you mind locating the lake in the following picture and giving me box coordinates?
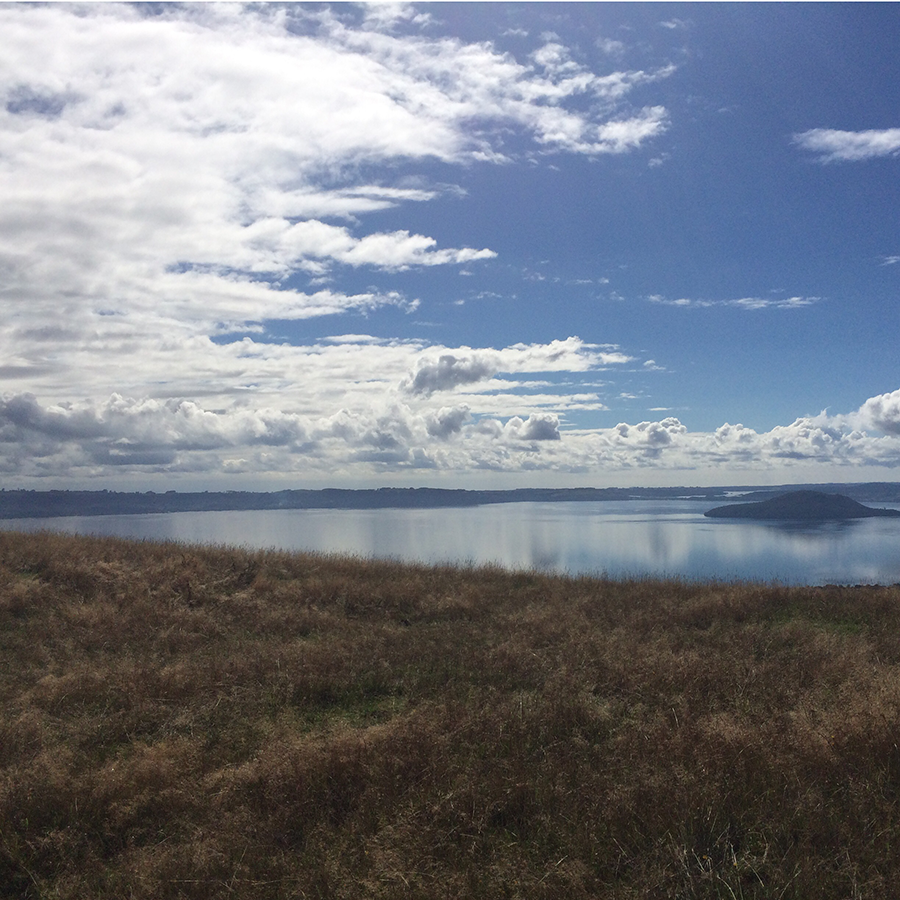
[4,499,900,585]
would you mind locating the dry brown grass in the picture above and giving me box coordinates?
[2,529,900,898]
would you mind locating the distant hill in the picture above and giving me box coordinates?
[705,490,900,521]
[0,485,730,519]
[1,483,899,520]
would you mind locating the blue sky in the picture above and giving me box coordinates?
[1,2,899,490]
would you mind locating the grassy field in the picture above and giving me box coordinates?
[1,529,900,899]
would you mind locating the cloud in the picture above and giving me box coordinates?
[4,386,900,484]
[0,4,669,261]
[425,405,471,439]
[361,2,432,31]
[507,414,561,442]
[596,37,626,57]
[242,218,495,275]
[593,106,670,153]
[533,103,669,155]
[613,417,688,457]
[255,184,441,221]
[858,389,900,436]
[401,338,633,396]
[0,392,312,473]
[727,296,817,310]
[0,327,628,445]
[648,294,817,310]
[12,7,895,489]
[793,127,900,162]
[0,4,671,445]
[404,354,500,395]
[0,327,648,482]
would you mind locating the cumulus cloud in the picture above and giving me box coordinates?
[401,338,633,396]
[612,417,688,457]
[505,414,561,442]
[4,386,900,484]
[858,389,900,436]
[793,127,900,162]
[425,405,471,439]
[0,392,313,475]
[0,326,650,482]
[0,393,309,452]
[405,354,500,395]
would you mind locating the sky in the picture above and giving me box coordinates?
[1,1,900,491]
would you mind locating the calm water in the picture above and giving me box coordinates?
[3,500,900,585]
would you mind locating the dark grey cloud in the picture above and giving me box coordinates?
[89,446,178,467]
[425,405,470,439]
[0,393,107,440]
[0,393,312,455]
[5,84,74,118]
[404,354,497,395]
[520,414,560,441]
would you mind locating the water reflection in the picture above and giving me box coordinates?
[3,499,900,585]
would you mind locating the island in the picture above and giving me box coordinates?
[704,490,900,521]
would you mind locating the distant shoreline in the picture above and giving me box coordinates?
[2,482,900,519]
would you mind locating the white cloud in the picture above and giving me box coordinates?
[0,4,670,420]
[728,296,817,310]
[0,328,644,483]
[613,417,688,457]
[793,127,900,162]
[858,389,900,436]
[504,413,561,442]
[4,384,900,485]
[248,184,441,222]
[361,3,432,31]
[596,37,626,57]
[13,6,893,489]
[400,338,632,396]
[242,218,495,275]
[648,295,818,310]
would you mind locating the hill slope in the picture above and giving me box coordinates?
[2,530,900,898]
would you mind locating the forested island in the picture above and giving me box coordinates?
[2,482,900,519]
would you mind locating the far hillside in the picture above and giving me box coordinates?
[2,482,900,519]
